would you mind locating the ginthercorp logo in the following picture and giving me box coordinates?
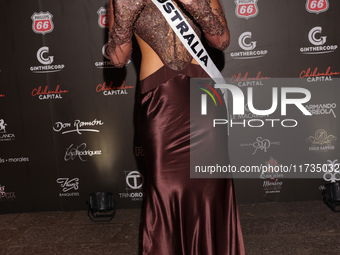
[323,159,340,182]
[97,7,109,28]
[230,31,268,59]
[198,83,223,115]
[30,46,65,73]
[56,178,80,197]
[200,84,311,128]
[306,129,337,152]
[119,170,145,201]
[235,0,259,19]
[31,11,54,35]
[95,43,115,68]
[300,26,338,54]
[306,0,329,14]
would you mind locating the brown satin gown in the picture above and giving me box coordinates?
[109,1,245,254]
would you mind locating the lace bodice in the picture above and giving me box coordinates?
[108,0,229,70]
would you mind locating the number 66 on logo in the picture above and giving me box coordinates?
[235,0,259,19]
[31,11,54,35]
[306,0,329,14]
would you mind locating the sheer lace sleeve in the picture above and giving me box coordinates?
[181,0,230,50]
[108,0,145,67]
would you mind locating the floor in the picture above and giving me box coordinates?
[0,200,340,255]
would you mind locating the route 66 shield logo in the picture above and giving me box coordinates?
[235,0,259,19]
[306,0,329,14]
[31,11,54,35]
[97,7,109,28]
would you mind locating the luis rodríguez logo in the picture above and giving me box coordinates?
[306,0,329,14]
[64,143,102,162]
[96,80,134,96]
[119,170,145,202]
[56,178,79,197]
[0,184,16,201]
[0,119,15,142]
[31,11,54,34]
[300,26,338,54]
[30,46,65,73]
[235,0,259,19]
[240,137,280,155]
[53,119,104,134]
[31,85,68,100]
[306,129,337,152]
[299,66,339,82]
[230,31,268,59]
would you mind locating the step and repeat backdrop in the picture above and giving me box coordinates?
[0,0,339,213]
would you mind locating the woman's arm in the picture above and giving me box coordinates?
[108,0,145,67]
[179,0,230,50]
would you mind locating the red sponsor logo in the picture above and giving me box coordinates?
[31,85,68,97]
[0,94,4,98]
[235,0,258,19]
[96,81,134,92]
[97,7,109,28]
[230,71,270,85]
[299,66,339,79]
[31,11,54,35]
[306,0,329,14]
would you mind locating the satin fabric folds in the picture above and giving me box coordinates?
[138,64,245,255]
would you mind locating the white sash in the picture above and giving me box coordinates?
[151,0,226,87]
